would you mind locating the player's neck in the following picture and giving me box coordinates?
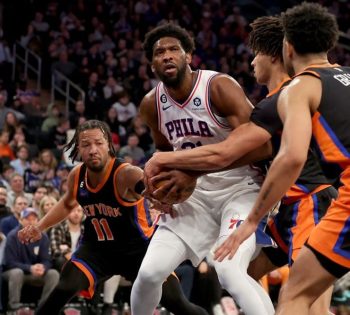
[293,52,330,73]
[267,65,290,93]
[165,70,197,103]
[86,156,112,188]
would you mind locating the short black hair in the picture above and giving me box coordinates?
[282,2,339,55]
[143,23,195,62]
[65,120,116,163]
[249,16,284,60]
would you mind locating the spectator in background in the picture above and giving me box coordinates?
[10,144,31,176]
[51,50,77,88]
[1,195,29,236]
[38,149,58,185]
[31,185,48,212]
[0,39,13,81]
[49,205,84,271]
[38,195,57,220]
[112,90,137,129]
[129,115,154,158]
[41,104,61,133]
[103,76,124,101]
[3,111,23,144]
[0,164,14,190]
[84,71,104,120]
[118,134,145,167]
[2,208,59,311]
[52,163,70,191]
[48,116,70,160]
[0,184,11,223]
[24,158,44,193]
[0,130,15,163]
[6,173,33,208]
[69,99,86,129]
[105,106,126,145]
[31,12,50,34]
[0,92,25,131]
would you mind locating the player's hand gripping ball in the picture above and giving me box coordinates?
[151,171,197,204]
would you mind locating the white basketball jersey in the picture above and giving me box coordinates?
[156,70,262,190]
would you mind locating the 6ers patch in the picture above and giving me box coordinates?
[160,94,167,103]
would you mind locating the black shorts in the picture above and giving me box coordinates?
[264,186,337,266]
[71,241,148,298]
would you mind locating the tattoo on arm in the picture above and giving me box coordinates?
[254,183,274,216]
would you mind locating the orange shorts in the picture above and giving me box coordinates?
[267,185,336,265]
[307,168,350,278]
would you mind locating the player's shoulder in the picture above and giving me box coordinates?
[209,72,242,90]
[141,86,157,107]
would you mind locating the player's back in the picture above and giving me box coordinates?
[156,69,262,190]
[298,66,350,169]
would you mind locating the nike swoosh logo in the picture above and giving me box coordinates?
[162,105,172,110]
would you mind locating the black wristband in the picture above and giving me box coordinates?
[134,180,145,194]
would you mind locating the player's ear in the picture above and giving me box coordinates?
[185,53,192,64]
[151,64,155,73]
[284,38,294,59]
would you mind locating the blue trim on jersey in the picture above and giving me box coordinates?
[143,199,153,227]
[288,201,300,265]
[71,255,98,287]
[133,205,151,241]
[312,194,319,225]
[296,183,310,193]
[319,114,350,158]
[333,217,350,259]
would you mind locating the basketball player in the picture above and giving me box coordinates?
[18,120,208,315]
[131,23,274,315]
[213,3,350,314]
[144,16,337,314]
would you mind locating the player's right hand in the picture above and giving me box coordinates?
[18,225,43,244]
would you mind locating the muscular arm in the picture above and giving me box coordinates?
[116,164,144,202]
[150,122,272,171]
[139,90,173,152]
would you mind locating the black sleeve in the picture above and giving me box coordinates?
[250,96,283,136]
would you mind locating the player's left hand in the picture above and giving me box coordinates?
[214,219,258,261]
[151,169,196,204]
[18,225,42,244]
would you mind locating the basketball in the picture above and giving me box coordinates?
[152,176,196,204]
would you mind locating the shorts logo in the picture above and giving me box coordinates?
[229,215,243,229]
[193,97,201,107]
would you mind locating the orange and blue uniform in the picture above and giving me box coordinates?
[72,158,154,297]
[294,65,350,278]
[250,78,337,267]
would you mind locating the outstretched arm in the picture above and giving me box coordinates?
[147,122,272,171]
[214,77,317,261]
[18,167,80,243]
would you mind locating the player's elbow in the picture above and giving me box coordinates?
[282,151,307,171]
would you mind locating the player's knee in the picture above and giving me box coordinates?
[136,266,164,287]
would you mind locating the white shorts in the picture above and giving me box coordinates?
[157,181,260,266]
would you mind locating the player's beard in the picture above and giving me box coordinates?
[157,62,187,88]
